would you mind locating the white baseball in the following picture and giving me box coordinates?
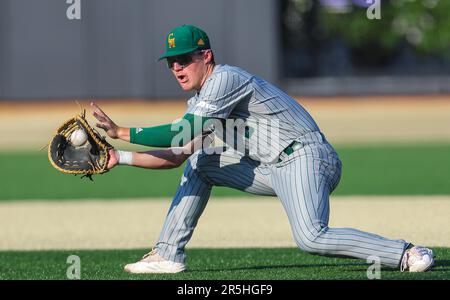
[70,129,88,146]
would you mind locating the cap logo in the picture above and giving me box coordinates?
[197,38,205,46]
[168,33,175,48]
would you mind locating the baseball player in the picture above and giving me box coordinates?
[92,24,435,274]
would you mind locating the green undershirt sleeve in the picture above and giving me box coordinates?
[129,113,213,147]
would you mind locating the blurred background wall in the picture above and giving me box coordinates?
[1,0,450,100]
[0,0,279,100]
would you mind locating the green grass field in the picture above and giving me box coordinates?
[1,143,450,200]
[1,248,448,280]
[1,143,449,280]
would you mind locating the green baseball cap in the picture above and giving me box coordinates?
[158,24,211,60]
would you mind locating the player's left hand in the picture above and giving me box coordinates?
[48,110,113,180]
[107,149,119,169]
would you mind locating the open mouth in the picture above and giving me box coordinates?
[177,75,187,83]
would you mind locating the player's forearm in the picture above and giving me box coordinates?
[129,113,211,147]
[131,149,189,169]
[129,123,179,147]
[117,127,130,142]
[116,135,210,170]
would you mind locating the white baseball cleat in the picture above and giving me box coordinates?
[124,250,186,274]
[400,246,435,272]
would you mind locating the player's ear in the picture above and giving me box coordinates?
[204,49,214,65]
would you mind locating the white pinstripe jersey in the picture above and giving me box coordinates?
[186,64,328,164]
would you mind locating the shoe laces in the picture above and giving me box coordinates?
[141,248,158,260]
[400,249,410,272]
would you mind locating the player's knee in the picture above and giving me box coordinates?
[294,227,329,254]
[294,238,312,253]
[294,236,318,253]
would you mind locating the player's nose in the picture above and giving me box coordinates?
[172,62,184,71]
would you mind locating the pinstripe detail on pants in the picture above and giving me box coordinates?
[154,146,407,267]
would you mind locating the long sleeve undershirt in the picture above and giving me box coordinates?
[129,113,213,147]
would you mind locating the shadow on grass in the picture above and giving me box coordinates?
[433,260,450,271]
[345,259,450,273]
[189,262,367,273]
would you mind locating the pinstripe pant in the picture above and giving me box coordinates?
[154,144,408,268]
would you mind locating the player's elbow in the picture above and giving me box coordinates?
[162,160,183,169]
[173,154,189,168]
[161,153,189,169]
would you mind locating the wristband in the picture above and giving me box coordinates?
[116,150,133,165]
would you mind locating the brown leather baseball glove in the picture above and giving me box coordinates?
[48,110,112,180]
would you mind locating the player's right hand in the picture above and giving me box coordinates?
[91,102,120,139]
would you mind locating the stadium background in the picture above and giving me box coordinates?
[0,0,449,279]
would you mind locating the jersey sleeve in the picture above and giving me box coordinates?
[187,71,253,119]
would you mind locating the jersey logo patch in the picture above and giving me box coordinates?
[136,128,143,134]
[195,101,217,111]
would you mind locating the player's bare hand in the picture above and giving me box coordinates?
[107,149,119,169]
[91,102,120,139]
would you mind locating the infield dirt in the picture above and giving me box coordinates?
[1,196,449,250]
